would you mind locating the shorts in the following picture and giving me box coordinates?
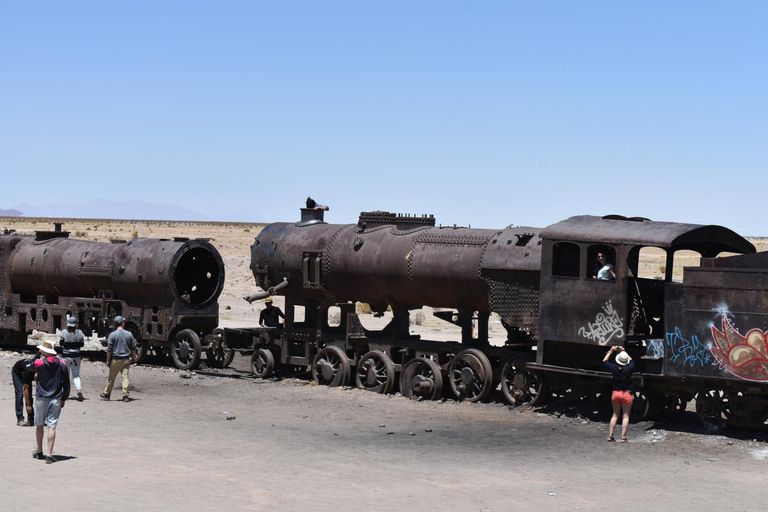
[34,397,62,429]
[611,390,634,405]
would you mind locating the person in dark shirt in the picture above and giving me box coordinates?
[12,354,39,426]
[259,297,285,328]
[603,345,634,442]
[31,339,70,464]
[60,315,85,401]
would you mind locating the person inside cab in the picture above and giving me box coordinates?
[594,252,616,280]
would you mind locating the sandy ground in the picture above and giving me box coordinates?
[2,217,768,511]
[1,349,768,512]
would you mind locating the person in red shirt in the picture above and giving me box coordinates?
[31,340,70,463]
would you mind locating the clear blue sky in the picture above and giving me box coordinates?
[2,2,767,234]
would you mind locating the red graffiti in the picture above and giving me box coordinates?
[711,316,768,381]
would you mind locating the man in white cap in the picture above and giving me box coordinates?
[31,339,69,464]
[60,315,85,401]
[100,316,137,402]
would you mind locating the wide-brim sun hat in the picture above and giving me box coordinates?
[39,340,57,355]
[615,351,630,366]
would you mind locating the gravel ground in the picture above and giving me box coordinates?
[1,348,767,512]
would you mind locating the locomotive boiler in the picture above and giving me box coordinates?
[0,225,224,370]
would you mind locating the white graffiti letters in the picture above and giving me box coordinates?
[578,301,625,345]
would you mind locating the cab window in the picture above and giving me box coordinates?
[552,242,580,277]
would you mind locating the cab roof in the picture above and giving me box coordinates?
[540,215,755,257]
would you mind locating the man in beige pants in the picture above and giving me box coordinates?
[100,316,137,402]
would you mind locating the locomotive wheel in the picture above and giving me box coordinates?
[206,329,235,369]
[126,325,147,365]
[251,348,275,378]
[656,394,688,419]
[630,387,655,422]
[695,390,733,430]
[449,349,493,402]
[134,339,149,365]
[399,357,443,401]
[171,329,202,370]
[312,346,351,387]
[501,357,548,406]
[207,345,236,368]
[355,351,395,394]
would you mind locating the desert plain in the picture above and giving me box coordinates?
[1,216,767,512]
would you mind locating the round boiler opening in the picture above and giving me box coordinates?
[173,246,222,306]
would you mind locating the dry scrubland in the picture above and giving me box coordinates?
[2,217,768,512]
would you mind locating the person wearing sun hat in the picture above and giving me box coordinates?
[603,345,634,443]
[60,315,85,401]
[31,339,70,464]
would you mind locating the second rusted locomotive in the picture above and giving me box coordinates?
[0,225,225,370]
[217,207,768,429]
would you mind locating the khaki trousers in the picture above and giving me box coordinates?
[104,358,130,398]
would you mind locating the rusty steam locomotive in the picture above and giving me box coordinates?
[0,225,225,369]
[213,207,768,429]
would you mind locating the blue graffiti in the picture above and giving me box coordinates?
[665,327,720,368]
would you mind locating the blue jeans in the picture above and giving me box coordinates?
[12,372,34,422]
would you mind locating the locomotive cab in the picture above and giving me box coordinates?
[535,215,754,383]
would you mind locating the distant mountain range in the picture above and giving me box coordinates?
[4,200,265,223]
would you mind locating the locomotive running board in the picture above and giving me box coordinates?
[526,362,612,379]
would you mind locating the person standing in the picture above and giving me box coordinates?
[60,315,85,401]
[603,345,634,442]
[11,354,39,426]
[100,316,137,402]
[259,297,285,328]
[31,340,70,464]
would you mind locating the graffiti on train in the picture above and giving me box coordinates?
[711,315,768,382]
[578,301,624,346]
[665,327,722,370]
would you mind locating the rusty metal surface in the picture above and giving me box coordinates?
[542,215,755,256]
[0,228,224,358]
[252,212,543,316]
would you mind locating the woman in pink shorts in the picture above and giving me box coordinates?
[603,345,634,442]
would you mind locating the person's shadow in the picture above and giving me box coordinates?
[50,455,78,463]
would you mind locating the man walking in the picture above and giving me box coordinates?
[11,353,39,426]
[31,340,69,464]
[61,315,85,401]
[100,316,137,402]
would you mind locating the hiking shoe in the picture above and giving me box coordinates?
[45,455,57,464]
[17,417,26,427]
[122,396,130,402]
[606,436,615,442]
[77,392,84,402]
[32,449,45,460]
[100,393,110,401]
